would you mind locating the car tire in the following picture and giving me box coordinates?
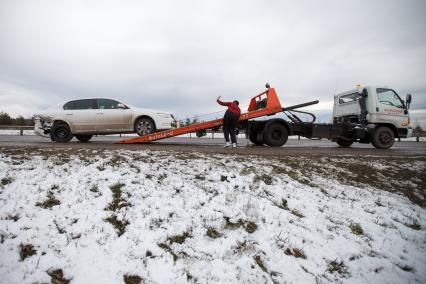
[135,117,156,136]
[372,126,395,149]
[336,139,354,147]
[263,123,288,147]
[75,135,93,143]
[50,122,73,143]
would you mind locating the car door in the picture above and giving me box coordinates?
[95,99,133,132]
[65,99,98,133]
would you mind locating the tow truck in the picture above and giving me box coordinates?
[118,84,413,149]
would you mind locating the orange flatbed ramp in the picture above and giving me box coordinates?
[117,88,283,144]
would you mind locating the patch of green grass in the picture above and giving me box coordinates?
[124,275,142,284]
[350,223,364,235]
[36,192,61,209]
[47,269,70,284]
[206,227,222,239]
[105,214,129,237]
[19,243,36,261]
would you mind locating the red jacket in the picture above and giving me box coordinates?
[217,99,241,116]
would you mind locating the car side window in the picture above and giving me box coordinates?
[98,99,122,109]
[72,99,97,110]
[63,101,75,110]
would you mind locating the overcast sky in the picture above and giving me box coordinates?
[1,0,425,125]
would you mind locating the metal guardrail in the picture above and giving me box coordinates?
[0,125,34,136]
[412,131,426,142]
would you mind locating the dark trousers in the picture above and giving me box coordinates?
[223,111,239,143]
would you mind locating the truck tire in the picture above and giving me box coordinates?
[263,123,288,147]
[50,122,73,143]
[248,131,264,145]
[372,126,395,149]
[135,117,156,136]
[75,135,93,143]
[336,139,354,147]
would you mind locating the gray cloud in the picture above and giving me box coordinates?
[1,0,425,126]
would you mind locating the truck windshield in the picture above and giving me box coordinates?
[377,88,404,109]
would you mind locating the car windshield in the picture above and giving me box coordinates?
[377,88,404,108]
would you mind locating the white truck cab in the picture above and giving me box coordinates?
[332,86,412,148]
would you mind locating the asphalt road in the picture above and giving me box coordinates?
[0,134,425,157]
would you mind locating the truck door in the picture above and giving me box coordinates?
[95,99,133,132]
[375,88,407,126]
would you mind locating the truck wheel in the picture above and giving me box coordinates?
[75,135,93,143]
[372,126,395,149]
[248,131,264,145]
[50,123,73,143]
[336,139,354,147]
[135,117,156,136]
[263,123,288,147]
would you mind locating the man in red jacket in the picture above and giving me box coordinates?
[217,96,241,148]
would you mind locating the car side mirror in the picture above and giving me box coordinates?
[406,94,412,109]
[117,103,126,109]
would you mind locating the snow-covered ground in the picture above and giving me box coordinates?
[0,148,425,284]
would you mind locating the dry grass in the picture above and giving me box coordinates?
[47,269,70,284]
[350,223,364,235]
[105,214,129,237]
[19,243,36,261]
[36,192,61,209]
[206,227,222,239]
[124,275,143,284]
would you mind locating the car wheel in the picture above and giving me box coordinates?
[135,117,156,136]
[50,122,73,143]
[372,126,395,149]
[75,134,93,143]
[263,123,288,147]
[336,139,354,147]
